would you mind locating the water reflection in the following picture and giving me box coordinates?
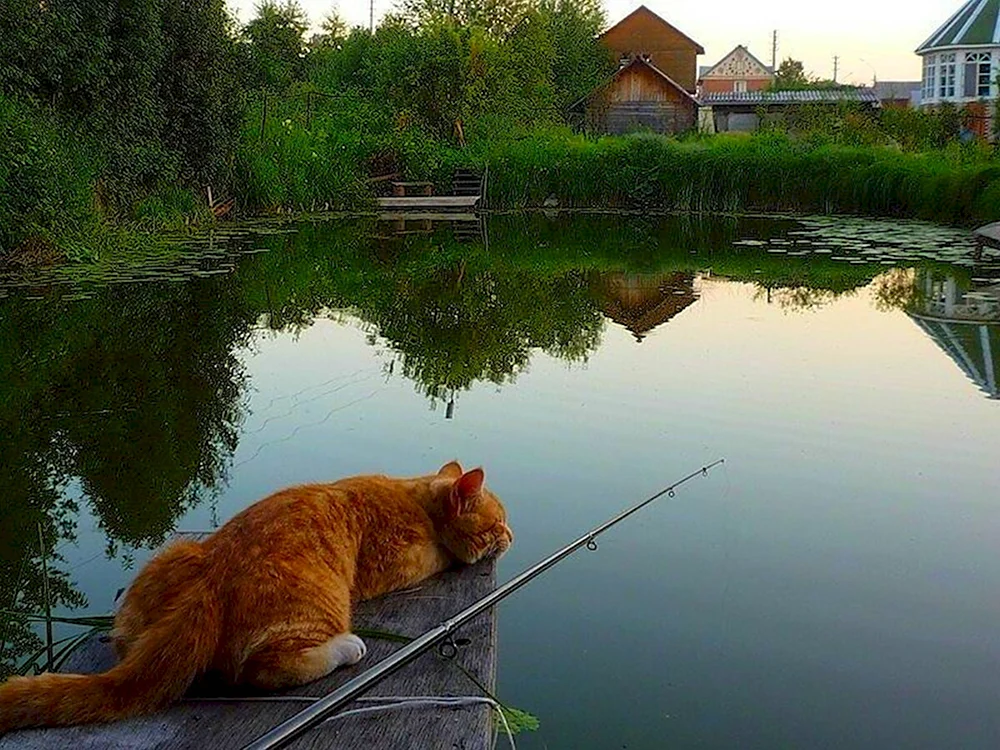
[907,269,1000,399]
[0,212,990,677]
[0,283,251,676]
[593,273,699,342]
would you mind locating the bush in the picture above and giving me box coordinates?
[0,95,96,254]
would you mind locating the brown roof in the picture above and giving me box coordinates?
[601,5,706,55]
[570,55,701,111]
[596,272,699,342]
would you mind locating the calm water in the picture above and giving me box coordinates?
[2,213,999,748]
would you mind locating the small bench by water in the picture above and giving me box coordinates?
[2,533,498,750]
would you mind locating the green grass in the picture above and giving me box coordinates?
[419,131,1000,226]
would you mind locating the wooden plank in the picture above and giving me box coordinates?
[377,196,480,211]
[3,532,498,750]
[378,212,479,222]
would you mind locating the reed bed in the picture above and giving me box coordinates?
[432,132,1000,226]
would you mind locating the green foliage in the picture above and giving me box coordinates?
[401,0,535,37]
[500,705,542,734]
[233,92,373,211]
[541,0,614,111]
[0,95,97,253]
[304,2,610,142]
[441,131,1000,225]
[0,0,243,252]
[242,1,309,90]
[3,0,999,249]
[773,58,809,89]
[770,58,855,91]
[759,99,982,152]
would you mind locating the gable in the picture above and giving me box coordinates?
[607,64,692,103]
[572,56,700,111]
[601,5,705,55]
[702,46,773,80]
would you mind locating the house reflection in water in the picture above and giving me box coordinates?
[908,271,1000,399]
[594,272,699,342]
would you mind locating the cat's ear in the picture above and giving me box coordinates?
[447,468,485,518]
[438,461,463,479]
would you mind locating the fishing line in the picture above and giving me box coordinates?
[243,369,376,436]
[242,458,726,750]
[233,388,382,469]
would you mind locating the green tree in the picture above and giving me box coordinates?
[401,0,536,37]
[0,0,244,218]
[310,10,348,49]
[243,1,309,89]
[159,0,243,190]
[539,0,614,111]
[772,58,809,89]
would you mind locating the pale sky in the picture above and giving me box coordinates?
[230,0,964,83]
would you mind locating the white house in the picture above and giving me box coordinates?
[917,0,1000,107]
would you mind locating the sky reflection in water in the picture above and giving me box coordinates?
[1,214,998,749]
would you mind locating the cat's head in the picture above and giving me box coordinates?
[435,462,513,565]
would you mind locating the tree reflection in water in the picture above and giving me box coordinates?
[1,211,979,674]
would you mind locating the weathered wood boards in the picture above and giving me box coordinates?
[2,532,498,750]
[376,196,481,211]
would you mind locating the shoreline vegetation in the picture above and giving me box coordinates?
[3,0,1000,262]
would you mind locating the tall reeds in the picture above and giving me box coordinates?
[434,131,1000,226]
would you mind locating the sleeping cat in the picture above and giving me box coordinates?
[0,461,512,732]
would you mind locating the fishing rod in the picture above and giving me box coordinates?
[243,458,726,750]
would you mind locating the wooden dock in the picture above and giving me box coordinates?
[2,533,499,750]
[376,196,480,212]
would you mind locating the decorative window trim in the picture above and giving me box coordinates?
[923,54,937,100]
[939,52,956,99]
[964,51,993,98]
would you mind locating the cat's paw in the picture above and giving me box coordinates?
[330,633,367,667]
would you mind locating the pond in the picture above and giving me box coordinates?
[2,213,999,749]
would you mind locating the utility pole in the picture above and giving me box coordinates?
[369,0,374,32]
[771,30,778,71]
[833,55,839,83]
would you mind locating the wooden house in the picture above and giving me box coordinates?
[698,45,774,94]
[595,272,699,342]
[570,55,700,134]
[599,5,704,93]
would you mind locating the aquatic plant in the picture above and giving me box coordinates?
[429,131,1000,225]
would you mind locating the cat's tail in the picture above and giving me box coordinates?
[0,543,221,733]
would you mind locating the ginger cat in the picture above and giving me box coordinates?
[0,462,512,732]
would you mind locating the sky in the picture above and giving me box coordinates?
[229,0,966,84]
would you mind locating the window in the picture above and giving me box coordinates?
[964,52,992,97]
[734,80,747,93]
[924,54,937,100]
[939,53,956,98]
